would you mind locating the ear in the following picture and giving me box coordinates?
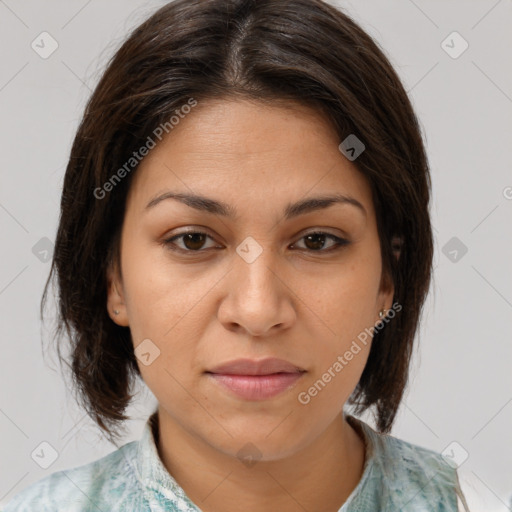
[376,272,395,322]
[376,257,396,324]
[106,261,130,327]
[391,235,403,262]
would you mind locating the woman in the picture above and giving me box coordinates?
[4,0,470,510]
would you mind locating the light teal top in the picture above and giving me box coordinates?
[3,412,467,511]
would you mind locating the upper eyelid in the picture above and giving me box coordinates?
[166,227,346,240]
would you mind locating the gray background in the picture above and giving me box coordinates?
[1,1,511,510]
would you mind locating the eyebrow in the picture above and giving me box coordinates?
[145,191,366,219]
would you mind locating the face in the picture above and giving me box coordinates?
[107,98,394,461]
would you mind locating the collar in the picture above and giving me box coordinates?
[135,410,201,510]
[134,411,376,510]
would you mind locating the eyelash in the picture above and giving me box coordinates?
[161,230,349,255]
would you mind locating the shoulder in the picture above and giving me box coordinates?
[2,440,148,512]
[347,416,463,511]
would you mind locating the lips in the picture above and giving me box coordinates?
[205,358,306,400]
[207,357,305,376]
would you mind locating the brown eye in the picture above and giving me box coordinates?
[163,231,218,252]
[292,232,349,252]
[181,233,208,251]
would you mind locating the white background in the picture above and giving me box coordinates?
[1,1,511,510]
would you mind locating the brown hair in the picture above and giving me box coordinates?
[42,0,433,444]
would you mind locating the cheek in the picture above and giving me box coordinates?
[295,320,372,432]
[296,291,374,416]
[298,244,381,392]
[121,238,212,339]
[310,253,382,336]
[120,238,227,400]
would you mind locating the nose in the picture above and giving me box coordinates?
[217,243,296,337]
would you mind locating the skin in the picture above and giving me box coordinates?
[107,98,394,512]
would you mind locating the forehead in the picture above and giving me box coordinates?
[127,98,374,218]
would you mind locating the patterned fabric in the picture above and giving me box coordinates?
[3,412,466,511]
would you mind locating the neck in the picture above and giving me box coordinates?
[155,410,366,512]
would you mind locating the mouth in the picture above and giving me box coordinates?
[205,358,306,400]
